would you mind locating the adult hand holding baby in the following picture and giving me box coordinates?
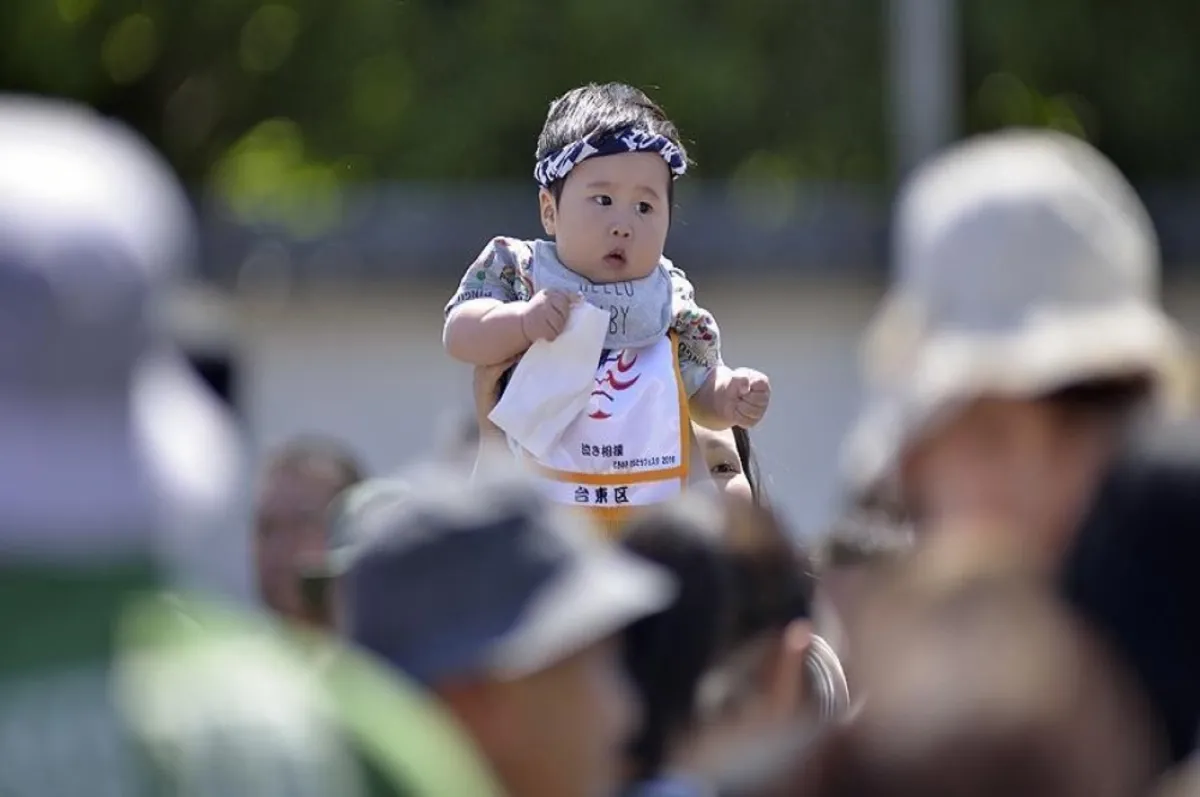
[520,289,580,344]
[473,355,521,439]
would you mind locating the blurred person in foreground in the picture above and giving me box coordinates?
[295,479,406,634]
[340,461,678,797]
[811,505,914,701]
[841,130,1200,763]
[0,95,499,797]
[620,495,848,797]
[843,128,1187,565]
[254,436,365,628]
[720,530,1164,797]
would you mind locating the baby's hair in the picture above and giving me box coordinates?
[535,82,689,203]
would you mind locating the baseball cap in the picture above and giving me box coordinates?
[0,95,241,580]
[342,462,677,684]
[844,129,1186,492]
[299,478,412,580]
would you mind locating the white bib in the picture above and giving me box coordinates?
[511,334,690,532]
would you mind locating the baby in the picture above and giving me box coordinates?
[444,82,770,526]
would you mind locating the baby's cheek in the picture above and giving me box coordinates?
[721,473,754,503]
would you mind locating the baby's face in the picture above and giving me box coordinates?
[540,151,671,284]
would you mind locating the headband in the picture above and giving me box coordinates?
[533,126,688,188]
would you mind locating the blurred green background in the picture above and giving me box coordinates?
[5,0,1200,235]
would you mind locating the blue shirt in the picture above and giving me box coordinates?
[625,774,713,797]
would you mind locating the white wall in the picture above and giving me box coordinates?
[197,277,1200,544]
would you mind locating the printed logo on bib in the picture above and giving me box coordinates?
[517,334,687,512]
[589,350,642,420]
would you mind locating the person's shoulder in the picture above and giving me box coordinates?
[663,261,717,324]
[663,257,691,286]
[475,236,535,268]
[120,593,503,796]
[116,595,338,735]
[116,594,377,796]
[320,643,504,797]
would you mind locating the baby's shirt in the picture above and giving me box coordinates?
[445,237,722,396]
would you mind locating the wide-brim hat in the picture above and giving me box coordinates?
[843,129,1189,494]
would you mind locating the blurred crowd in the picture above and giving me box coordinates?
[1,88,1199,797]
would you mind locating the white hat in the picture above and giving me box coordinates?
[844,129,1186,493]
[0,96,243,591]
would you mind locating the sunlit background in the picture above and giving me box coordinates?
[6,0,1200,562]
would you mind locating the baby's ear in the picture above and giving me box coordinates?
[538,188,557,236]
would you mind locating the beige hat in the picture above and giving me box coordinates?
[843,129,1187,493]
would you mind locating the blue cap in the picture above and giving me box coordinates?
[343,463,676,684]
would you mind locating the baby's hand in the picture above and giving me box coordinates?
[520,289,577,344]
[717,367,771,428]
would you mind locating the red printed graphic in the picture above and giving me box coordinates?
[588,350,641,420]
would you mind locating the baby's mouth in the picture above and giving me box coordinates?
[603,249,628,268]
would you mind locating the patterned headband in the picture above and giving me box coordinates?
[533,126,688,188]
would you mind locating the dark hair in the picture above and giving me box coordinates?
[267,436,366,626]
[621,501,734,781]
[722,499,816,642]
[266,435,366,495]
[536,82,689,204]
[621,497,815,782]
[732,426,767,505]
[1042,375,1153,425]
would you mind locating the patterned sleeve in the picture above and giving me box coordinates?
[667,263,723,397]
[444,237,534,316]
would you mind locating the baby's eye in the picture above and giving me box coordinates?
[711,462,738,476]
[592,195,613,207]
[637,201,654,214]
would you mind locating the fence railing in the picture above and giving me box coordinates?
[197,180,1200,287]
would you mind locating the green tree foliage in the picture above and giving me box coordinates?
[0,0,885,211]
[963,0,1200,180]
[8,0,1198,235]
